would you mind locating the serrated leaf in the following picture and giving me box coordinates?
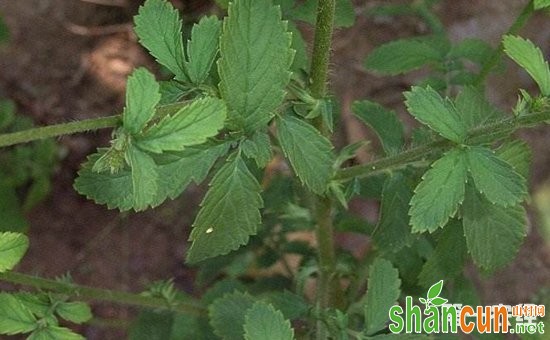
[123,68,161,134]
[0,232,29,272]
[534,0,550,9]
[427,280,444,300]
[126,145,158,211]
[365,37,445,75]
[155,142,229,200]
[418,221,467,287]
[496,140,531,179]
[209,291,256,340]
[466,146,527,207]
[0,293,36,335]
[243,302,294,340]
[364,258,401,335]
[404,86,467,143]
[27,326,84,340]
[75,143,227,211]
[463,184,526,271]
[218,0,293,132]
[290,0,356,28]
[353,100,404,155]
[373,173,415,253]
[136,97,226,153]
[503,35,550,96]
[186,16,222,84]
[449,38,495,67]
[455,86,501,129]
[410,149,468,233]
[241,131,272,168]
[134,0,186,81]
[56,302,92,324]
[187,153,263,263]
[277,115,334,194]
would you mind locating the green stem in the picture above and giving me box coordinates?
[0,116,120,148]
[310,1,341,339]
[0,271,205,317]
[336,109,550,181]
[475,0,535,84]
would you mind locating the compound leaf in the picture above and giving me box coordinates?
[455,86,501,129]
[409,149,468,233]
[134,0,186,81]
[353,100,404,155]
[364,258,401,335]
[503,35,550,96]
[0,232,28,272]
[186,16,222,84]
[209,291,255,340]
[365,38,444,75]
[127,145,158,211]
[404,86,467,143]
[187,153,263,263]
[463,184,526,271]
[373,173,415,253]
[244,302,294,340]
[56,302,92,324]
[218,0,293,132]
[277,115,334,195]
[241,131,272,168]
[418,220,467,287]
[0,293,36,335]
[466,146,527,207]
[136,97,227,153]
[123,68,161,135]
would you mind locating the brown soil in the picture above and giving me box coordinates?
[0,0,549,339]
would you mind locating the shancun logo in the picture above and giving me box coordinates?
[389,280,546,335]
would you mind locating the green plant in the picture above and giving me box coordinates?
[0,0,550,339]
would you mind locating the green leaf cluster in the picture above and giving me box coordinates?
[403,84,529,270]
[75,68,228,212]
[0,292,91,339]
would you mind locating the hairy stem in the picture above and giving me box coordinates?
[0,271,206,317]
[310,0,341,339]
[336,109,550,181]
[0,116,120,148]
[475,0,535,84]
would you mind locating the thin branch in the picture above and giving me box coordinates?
[0,271,206,317]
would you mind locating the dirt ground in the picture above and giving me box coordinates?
[0,0,549,338]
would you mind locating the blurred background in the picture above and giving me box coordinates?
[0,0,549,338]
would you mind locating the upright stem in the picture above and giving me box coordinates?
[310,0,341,339]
